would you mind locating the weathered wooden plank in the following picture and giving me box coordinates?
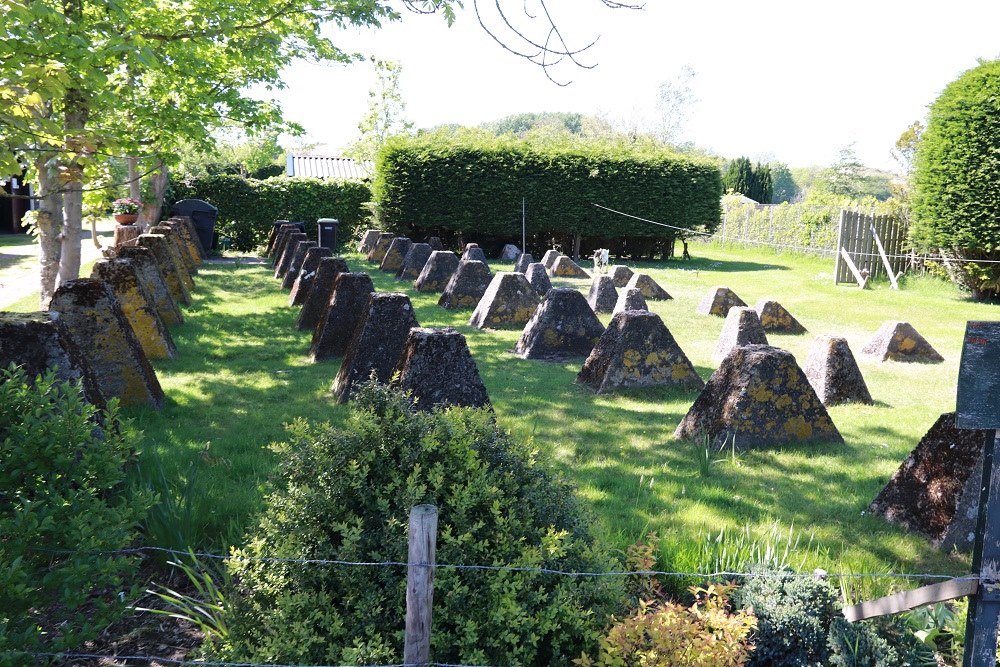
[404,504,438,667]
[871,222,898,289]
[839,247,869,288]
[843,578,979,622]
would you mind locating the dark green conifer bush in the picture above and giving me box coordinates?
[220,381,622,665]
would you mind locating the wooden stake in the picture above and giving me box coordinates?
[404,504,438,667]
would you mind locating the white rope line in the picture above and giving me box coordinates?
[591,203,714,236]
[24,545,967,581]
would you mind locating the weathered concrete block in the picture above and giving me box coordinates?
[500,244,521,261]
[392,327,491,411]
[163,219,203,266]
[265,219,290,257]
[514,252,534,273]
[149,224,196,289]
[311,272,375,361]
[468,272,540,330]
[281,240,317,290]
[274,233,307,280]
[169,215,208,260]
[513,287,605,361]
[675,344,843,450]
[0,312,105,407]
[396,243,433,281]
[609,265,634,288]
[414,251,460,293]
[577,310,704,394]
[696,286,747,317]
[551,255,590,278]
[541,249,562,270]
[461,243,489,265]
[754,299,806,334]
[296,257,350,331]
[332,292,420,403]
[357,229,381,254]
[112,245,183,326]
[289,246,332,306]
[861,321,944,363]
[587,275,619,313]
[426,236,444,251]
[869,412,988,553]
[380,237,412,274]
[612,287,648,315]
[714,306,769,361]
[270,224,301,264]
[137,234,192,306]
[625,273,671,301]
[91,259,175,360]
[366,232,396,264]
[49,279,163,409]
[527,262,556,297]
[438,260,493,310]
[804,335,873,406]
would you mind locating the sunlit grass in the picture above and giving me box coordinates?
[110,243,996,588]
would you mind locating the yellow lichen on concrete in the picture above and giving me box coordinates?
[623,349,641,368]
[671,363,694,381]
[783,415,813,439]
[750,384,773,402]
[899,336,916,351]
[543,328,564,347]
[775,394,793,409]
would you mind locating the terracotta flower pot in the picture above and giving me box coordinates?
[114,213,139,225]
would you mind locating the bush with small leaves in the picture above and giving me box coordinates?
[219,381,623,666]
[733,567,935,667]
[0,365,151,656]
[577,583,756,667]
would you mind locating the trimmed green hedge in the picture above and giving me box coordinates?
[172,175,371,252]
[371,131,721,257]
[910,59,1000,299]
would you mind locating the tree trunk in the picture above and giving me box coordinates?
[138,159,168,229]
[57,88,89,285]
[128,156,141,201]
[34,155,64,309]
[572,233,581,261]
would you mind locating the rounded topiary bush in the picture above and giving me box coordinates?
[910,59,1000,299]
[0,365,150,655]
[220,382,622,666]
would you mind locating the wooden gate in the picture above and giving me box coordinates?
[834,210,908,286]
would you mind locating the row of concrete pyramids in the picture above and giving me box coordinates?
[1,216,208,410]
[269,225,490,411]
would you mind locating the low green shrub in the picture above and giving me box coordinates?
[0,365,151,657]
[733,568,934,667]
[578,583,756,667]
[219,382,623,666]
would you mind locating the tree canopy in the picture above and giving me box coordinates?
[910,59,1000,299]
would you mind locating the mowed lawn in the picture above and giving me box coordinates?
[124,242,994,591]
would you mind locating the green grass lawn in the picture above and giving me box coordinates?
[124,243,995,592]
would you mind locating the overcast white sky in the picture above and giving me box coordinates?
[260,1,1000,172]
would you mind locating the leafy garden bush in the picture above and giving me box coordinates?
[372,129,721,257]
[0,365,150,656]
[910,59,1000,299]
[577,584,756,667]
[172,174,371,252]
[732,568,934,666]
[219,382,623,666]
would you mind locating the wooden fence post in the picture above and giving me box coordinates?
[404,504,438,667]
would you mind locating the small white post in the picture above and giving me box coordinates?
[404,504,438,667]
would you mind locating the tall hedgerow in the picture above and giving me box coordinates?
[171,175,371,252]
[219,382,623,666]
[371,129,721,254]
[910,59,1000,299]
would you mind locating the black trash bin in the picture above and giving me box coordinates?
[318,218,339,252]
[171,199,219,254]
